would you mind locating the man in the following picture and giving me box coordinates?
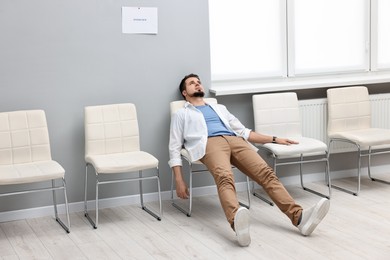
[168,73,330,247]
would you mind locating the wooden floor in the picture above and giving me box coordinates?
[0,177,389,260]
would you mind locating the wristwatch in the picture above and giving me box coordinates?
[272,136,277,143]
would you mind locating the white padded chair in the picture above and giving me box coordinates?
[327,86,390,195]
[0,110,70,232]
[84,103,162,228]
[170,98,251,217]
[252,92,331,199]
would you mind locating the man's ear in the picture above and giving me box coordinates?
[182,90,187,97]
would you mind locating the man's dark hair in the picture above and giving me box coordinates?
[179,73,200,99]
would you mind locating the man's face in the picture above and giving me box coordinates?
[183,77,205,99]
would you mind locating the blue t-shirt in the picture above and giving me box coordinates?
[196,105,235,137]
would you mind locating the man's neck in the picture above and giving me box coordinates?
[187,97,206,106]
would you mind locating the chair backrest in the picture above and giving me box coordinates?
[84,103,140,156]
[170,98,218,115]
[252,92,301,138]
[327,86,371,135]
[0,110,51,165]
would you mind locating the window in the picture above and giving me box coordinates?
[209,0,285,80]
[291,0,367,76]
[209,0,390,83]
[377,0,390,69]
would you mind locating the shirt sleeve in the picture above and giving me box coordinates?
[214,104,252,140]
[168,110,184,168]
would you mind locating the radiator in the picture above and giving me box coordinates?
[299,93,390,153]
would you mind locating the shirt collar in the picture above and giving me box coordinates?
[184,100,211,108]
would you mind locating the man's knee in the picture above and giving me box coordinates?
[255,164,280,184]
[211,166,235,185]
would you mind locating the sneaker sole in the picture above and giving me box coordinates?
[234,208,251,247]
[301,198,330,236]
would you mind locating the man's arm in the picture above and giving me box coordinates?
[172,166,189,199]
[169,111,190,199]
[248,131,298,145]
[214,104,298,145]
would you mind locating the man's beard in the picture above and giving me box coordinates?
[190,91,205,97]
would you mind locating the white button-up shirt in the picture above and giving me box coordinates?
[168,101,253,168]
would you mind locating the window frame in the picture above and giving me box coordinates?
[208,0,390,95]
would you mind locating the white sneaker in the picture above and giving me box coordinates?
[298,198,330,236]
[234,207,251,247]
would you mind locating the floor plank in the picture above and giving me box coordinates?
[0,226,16,258]
[27,216,86,260]
[0,220,52,259]
[0,176,389,259]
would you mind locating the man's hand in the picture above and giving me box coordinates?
[175,178,189,199]
[172,166,189,199]
[248,131,299,145]
[275,137,299,145]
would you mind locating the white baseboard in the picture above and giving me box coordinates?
[1,165,388,222]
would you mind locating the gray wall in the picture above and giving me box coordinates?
[0,0,211,211]
[1,0,389,213]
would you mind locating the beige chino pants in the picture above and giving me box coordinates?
[200,135,302,227]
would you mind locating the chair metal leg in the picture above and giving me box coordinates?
[325,154,332,198]
[85,164,163,228]
[189,168,193,215]
[367,147,390,184]
[170,168,189,213]
[246,176,251,208]
[171,163,254,216]
[139,171,144,208]
[329,139,360,196]
[84,164,88,215]
[172,165,251,216]
[252,158,277,206]
[52,180,58,217]
[156,168,163,219]
[95,179,99,228]
[170,170,175,201]
[51,179,70,233]
[139,170,162,221]
[299,154,331,199]
[331,152,360,196]
[325,153,331,187]
[84,164,97,229]
[252,181,274,206]
[0,182,71,233]
[171,165,193,217]
[62,178,71,232]
[238,176,251,209]
[253,190,274,206]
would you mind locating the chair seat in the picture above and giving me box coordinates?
[85,151,159,174]
[329,128,390,147]
[0,161,65,185]
[180,149,203,165]
[260,137,327,158]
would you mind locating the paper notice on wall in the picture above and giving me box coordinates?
[122,7,158,34]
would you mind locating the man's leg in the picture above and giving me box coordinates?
[200,136,240,226]
[226,136,302,226]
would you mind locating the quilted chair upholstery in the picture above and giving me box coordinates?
[0,110,70,232]
[327,86,390,195]
[253,92,331,199]
[84,103,162,228]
